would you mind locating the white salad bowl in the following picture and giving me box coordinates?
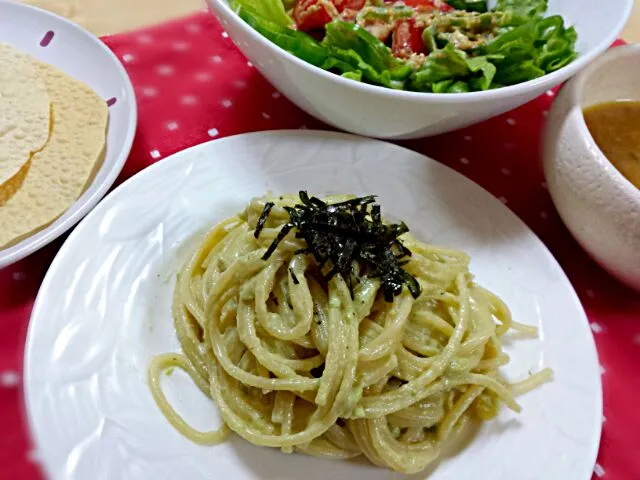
[206,0,633,139]
[543,44,640,292]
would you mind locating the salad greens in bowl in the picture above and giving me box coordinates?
[231,0,578,93]
[206,0,633,138]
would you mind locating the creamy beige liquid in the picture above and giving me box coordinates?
[584,101,640,190]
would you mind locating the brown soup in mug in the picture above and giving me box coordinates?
[583,101,640,190]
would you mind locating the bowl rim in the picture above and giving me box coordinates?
[208,0,633,103]
[0,0,138,268]
[569,43,640,201]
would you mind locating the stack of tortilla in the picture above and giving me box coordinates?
[0,42,108,249]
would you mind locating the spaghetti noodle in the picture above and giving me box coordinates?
[149,193,551,474]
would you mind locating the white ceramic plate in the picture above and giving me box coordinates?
[25,131,601,480]
[0,0,137,268]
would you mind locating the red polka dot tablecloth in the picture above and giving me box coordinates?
[1,11,639,480]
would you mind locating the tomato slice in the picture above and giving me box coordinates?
[340,0,366,11]
[340,0,366,22]
[293,0,367,31]
[402,0,453,12]
[293,0,336,31]
[392,19,426,58]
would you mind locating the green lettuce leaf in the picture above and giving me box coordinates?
[341,71,363,81]
[480,21,538,62]
[535,15,578,72]
[466,56,497,90]
[494,60,545,85]
[236,8,329,67]
[432,80,454,93]
[422,24,438,52]
[478,13,577,84]
[408,45,496,93]
[230,0,293,27]
[479,24,545,85]
[494,0,548,18]
[322,21,413,82]
[410,45,469,88]
[431,79,471,93]
[322,48,397,88]
[448,81,471,93]
[446,0,488,12]
[494,11,531,28]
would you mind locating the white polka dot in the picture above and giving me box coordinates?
[208,128,219,137]
[122,53,135,63]
[499,196,508,204]
[195,72,213,82]
[12,271,26,281]
[262,112,271,119]
[506,118,516,126]
[211,55,223,63]
[186,23,201,33]
[586,289,595,298]
[142,86,158,97]
[247,61,254,68]
[594,464,605,477]
[546,90,555,97]
[543,110,549,117]
[222,31,229,38]
[181,95,198,106]
[27,449,42,464]
[500,168,511,176]
[633,335,640,345]
[599,365,606,375]
[460,157,470,165]
[541,181,548,190]
[221,99,233,108]
[173,41,190,52]
[150,150,161,159]
[1,370,20,387]
[137,33,153,44]
[540,211,548,219]
[156,65,174,76]
[464,135,472,141]
[272,92,281,99]
[590,322,603,334]
[166,121,179,131]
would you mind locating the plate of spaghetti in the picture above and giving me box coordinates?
[25,131,601,480]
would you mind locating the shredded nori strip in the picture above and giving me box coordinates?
[254,201,274,239]
[254,191,421,302]
[310,364,325,378]
[289,267,300,285]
